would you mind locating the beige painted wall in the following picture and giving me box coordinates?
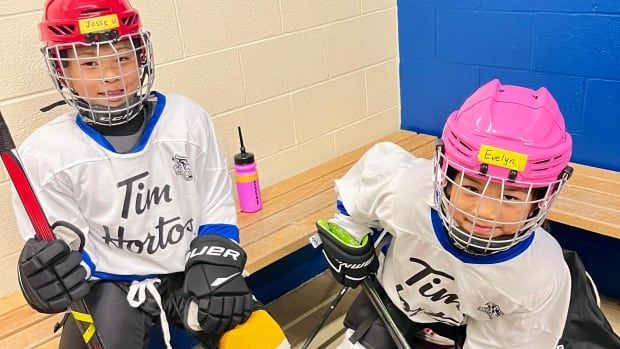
[0,0,400,298]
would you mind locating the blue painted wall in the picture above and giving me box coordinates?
[398,0,620,171]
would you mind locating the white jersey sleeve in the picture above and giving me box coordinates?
[193,106,238,241]
[333,142,428,241]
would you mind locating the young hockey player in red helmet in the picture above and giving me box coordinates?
[12,1,288,348]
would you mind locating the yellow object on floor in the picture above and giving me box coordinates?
[219,310,291,349]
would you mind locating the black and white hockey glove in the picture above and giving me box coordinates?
[183,235,256,335]
[18,222,89,314]
[317,219,378,288]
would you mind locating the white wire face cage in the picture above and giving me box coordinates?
[433,147,570,255]
[42,31,154,126]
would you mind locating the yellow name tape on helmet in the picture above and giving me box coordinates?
[79,14,120,35]
[478,144,528,171]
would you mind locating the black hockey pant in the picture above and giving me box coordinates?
[57,273,220,349]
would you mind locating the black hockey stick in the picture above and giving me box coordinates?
[301,286,350,349]
[0,112,105,349]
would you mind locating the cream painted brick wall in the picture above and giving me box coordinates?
[176,1,282,57]
[0,13,51,100]
[156,49,246,114]
[0,253,19,297]
[327,9,398,77]
[0,1,41,16]
[240,28,328,103]
[281,0,360,33]
[362,0,397,13]
[292,71,367,142]
[366,60,400,115]
[0,1,400,297]
[213,96,296,168]
[0,182,21,257]
[132,0,184,64]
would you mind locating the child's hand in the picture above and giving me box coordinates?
[18,236,89,314]
[316,219,378,288]
[183,235,257,335]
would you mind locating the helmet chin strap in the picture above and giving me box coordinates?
[74,93,144,126]
[447,224,520,255]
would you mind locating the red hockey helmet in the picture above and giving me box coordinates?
[39,0,142,47]
[38,0,155,126]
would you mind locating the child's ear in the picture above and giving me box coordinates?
[444,182,453,199]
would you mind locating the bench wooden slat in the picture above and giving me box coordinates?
[549,198,620,239]
[255,131,418,202]
[0,314,61,349]
[0,293,28,318]
[560,186,620,211]
[570,163,620,182]
[246,206,335,273]
[35,336,60,349]
[567,175,620,198]
[0,305,54,340]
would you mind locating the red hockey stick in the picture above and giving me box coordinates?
[0,111,105,349]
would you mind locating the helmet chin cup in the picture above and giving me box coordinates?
[73,94,144,126]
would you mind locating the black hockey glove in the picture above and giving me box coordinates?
[183,235,256,336]
[317,219,378,288]
[18,229,89,314]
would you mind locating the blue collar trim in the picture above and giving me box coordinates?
[430,209,534,264]
[75,91,167,154]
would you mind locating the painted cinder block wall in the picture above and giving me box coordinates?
[0,0,400,298]
[398,0,620,172]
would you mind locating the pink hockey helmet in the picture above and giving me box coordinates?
[38,0,154,126]
[434,79,573,254]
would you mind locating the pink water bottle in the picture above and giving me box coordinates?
[234,127,263,212]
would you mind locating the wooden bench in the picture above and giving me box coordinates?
[1,130,618,348]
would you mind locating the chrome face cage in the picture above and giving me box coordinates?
[432,147,570,255]
[42,31,155,126]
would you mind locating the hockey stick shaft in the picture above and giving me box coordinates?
[361,278,412,349]
[0,112,105,349]
[301,286,349,349]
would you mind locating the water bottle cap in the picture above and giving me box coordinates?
[234,151,255,165]
[234,126,255,165]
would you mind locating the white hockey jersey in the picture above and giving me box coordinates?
[12,92,238,280]
[335,142,571,349]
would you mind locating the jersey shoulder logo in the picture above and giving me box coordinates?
[172,154,194,181]
[477,302,504,319]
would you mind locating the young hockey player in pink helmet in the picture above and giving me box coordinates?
[317,79,620,348]
[12,1,288,348]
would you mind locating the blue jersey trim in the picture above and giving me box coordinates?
[76,116,116,151]
[133,91,166,153]
[81,251,158,281]
[198,224,240,242]
[336,200,350,216]
[75,91,167,154]
[430,209,534,264]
